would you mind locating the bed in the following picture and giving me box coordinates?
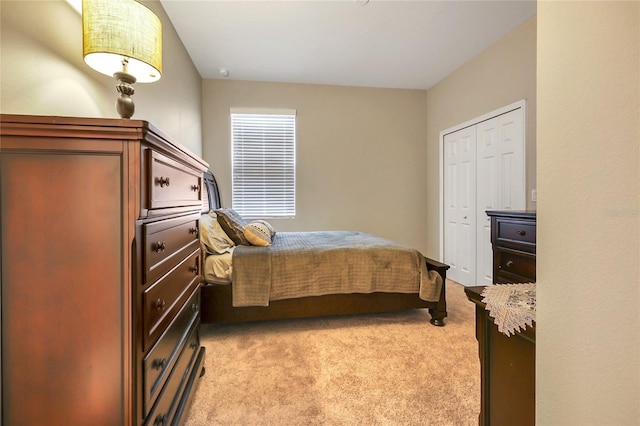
[199,171,450,326]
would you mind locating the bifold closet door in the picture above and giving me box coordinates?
[443,125,477,285]
[443,106,525,286]
[476,109,526,285]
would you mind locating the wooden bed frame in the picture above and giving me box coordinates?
[200,171,450,326]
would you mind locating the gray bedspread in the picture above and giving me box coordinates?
[231,231,442,307]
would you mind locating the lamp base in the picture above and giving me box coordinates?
[114,72,137,119]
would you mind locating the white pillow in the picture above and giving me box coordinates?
[200,212,235,254]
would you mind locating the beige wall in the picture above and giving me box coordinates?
[425,16,537,259]
[537,2,639,424]
[0,0,203,156]
[202,80,430,253]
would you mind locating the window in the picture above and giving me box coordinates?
[231,108,296,218]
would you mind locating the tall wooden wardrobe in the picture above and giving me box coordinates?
[1,114,208,425]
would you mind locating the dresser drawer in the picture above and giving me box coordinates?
[144,288,200,417]
[495,219,536,246]
[145,322,201,426]
[148,150,202,210]
[144,250,201,351]
[144,214,200,285]
[495,248,536,283]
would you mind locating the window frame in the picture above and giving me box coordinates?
[230,108,297,219]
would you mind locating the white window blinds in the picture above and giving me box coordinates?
[231,109,296,218]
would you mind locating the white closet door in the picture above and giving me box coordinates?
[441,102,526,287]
[444,125,476,285]
[476,109,526,285]
[476,121,499,286]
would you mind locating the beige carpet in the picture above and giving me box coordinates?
[185,281,480,425]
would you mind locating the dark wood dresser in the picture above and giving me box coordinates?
[1,114,208,425]
[466,210,536,426]
[465,286,535,426]
[487,210,536,283]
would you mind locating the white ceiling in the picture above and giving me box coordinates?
[160,0,536,90]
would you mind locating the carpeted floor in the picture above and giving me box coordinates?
[185,280,480,425]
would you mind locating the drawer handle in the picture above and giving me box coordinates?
[189,264,199,275]
[506,260,514,268]
[154,299,166,311]
[190,341,198,350]
[154,241,166,253]
[189,227,198,236]
[191,184,200,192]
[152,358,167,370]
[154,414,167,426]
[191,302,199,312]
[156,176,171,187]
[517,230,526,236]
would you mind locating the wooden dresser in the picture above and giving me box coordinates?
[465,286,535,426]
[487,210,536,283]
[466,210,536,426]
[1,114,208,425]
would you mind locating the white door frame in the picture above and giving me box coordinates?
[438,99,527,263]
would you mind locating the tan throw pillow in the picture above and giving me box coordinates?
[215,208,249,245]
[243,220,273,246]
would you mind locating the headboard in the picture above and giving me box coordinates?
[202,171,222,212]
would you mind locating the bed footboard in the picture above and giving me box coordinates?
[200,257,450,326]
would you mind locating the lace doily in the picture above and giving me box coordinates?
[481,283,536,336]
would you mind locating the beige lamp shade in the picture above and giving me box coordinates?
[82,0,162,83]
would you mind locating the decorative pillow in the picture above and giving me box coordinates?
[253,219,276,237]
[215,208,249,245]
[199,212,235,254]
[243,220,273,246]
